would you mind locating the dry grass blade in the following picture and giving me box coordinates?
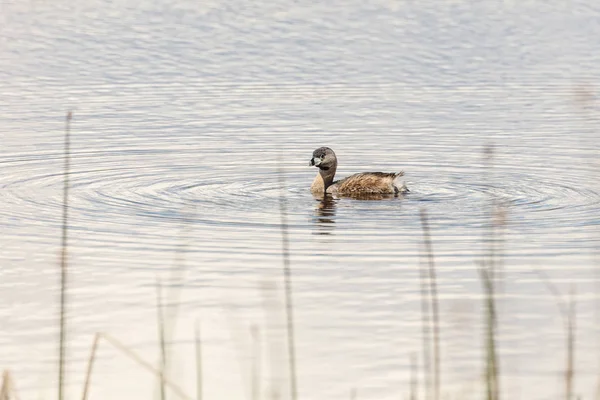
[0,371,8,400]
[0,370,21,400]
[410,353,418,400]
[277,159,298,400]
[251,325,261,400]
[566,286,576,400]
[480,144,501,400]
[163,209,193,375]
[535,271,577,400]
[80,333,193,400]
[195,322,203,400]
[59,110,72,400]
[418,245,431,400]
[157,280,167,400]
[477,263,499,400]
[81,333,101,400]
[419,208,440,400]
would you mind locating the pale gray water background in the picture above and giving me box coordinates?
[1,1,600,399]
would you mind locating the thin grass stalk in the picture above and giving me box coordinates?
[0,370,18,400]
[481,144,501,400]
[195,322,202,400]
[83,333,193,400]
[251,325,261,400]
[419,208,440,400]
[418,250,432,400]
[488,278,499,400]
[574,85,600,397]
[81,333,101,400]
[418,249,431,400]
[277,161,298,400]
[488,267,500,400]
[410,353,418,400]
[478,265,499,400]
[163,209,192,383]
[1,371,10,400]
[536,271,577,400]
[565,286,576,400]
[58,111,72,400]
[157,280,167,400]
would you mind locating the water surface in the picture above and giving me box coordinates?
[1,1,599,399]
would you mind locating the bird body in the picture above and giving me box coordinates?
[309,147,408,196]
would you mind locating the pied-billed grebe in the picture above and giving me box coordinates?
[309,147,408,196]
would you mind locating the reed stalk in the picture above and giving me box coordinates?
[80,333,193,400]
[0,371,8,400]
[480,144,502,400]
[81,333,101,400]
[195,322,202,400]
[419,208,440,400]
[418,249,431,400]
[0,370,20,400]
[58,111,72,400]
[410,353,418,400]
[277,160,298,400]
[477,263,499,400]
[157,280,167,400]
[536,271,577,400]
[566,286,576,400]
[251,325,261,400]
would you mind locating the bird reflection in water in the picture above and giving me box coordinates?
[312,195,337,235]
[311,191,407,235]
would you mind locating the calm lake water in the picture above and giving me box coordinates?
[1,1,599,399]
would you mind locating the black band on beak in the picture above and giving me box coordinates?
[309,158,315,166]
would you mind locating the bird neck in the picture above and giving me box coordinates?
[312,164,336,194]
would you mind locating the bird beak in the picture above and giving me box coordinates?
[310,157,322,167]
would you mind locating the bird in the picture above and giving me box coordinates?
[309,147,408,196]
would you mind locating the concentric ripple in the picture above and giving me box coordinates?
[409,166,600,229]
[2,146,599,239]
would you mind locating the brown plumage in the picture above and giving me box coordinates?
[309,147,408,196]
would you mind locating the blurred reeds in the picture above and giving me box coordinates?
[536,271,578,400]
[477,261,500,400]
[0,370,20,400]
[409,353,417,400]
[195,322,203,400]
[58,111,72,400]
[80,333,193,400]
[33,121,599,400]
[277,160,298,400]
[480,144,501,400]
[156,280,167,400]
[251,325,261,400]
